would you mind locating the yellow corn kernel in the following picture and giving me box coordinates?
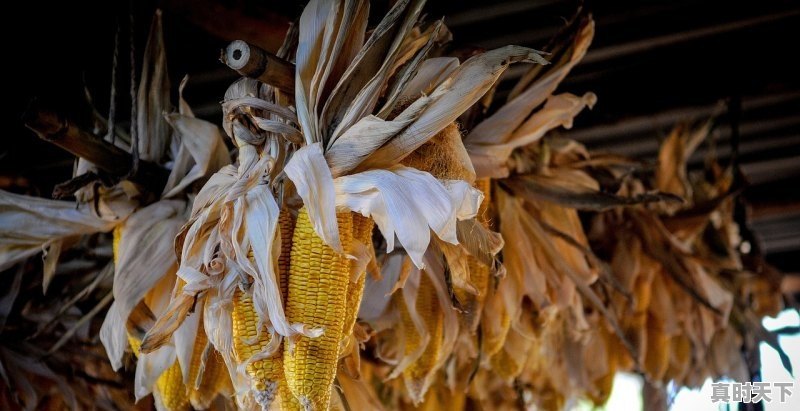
[284,208,353,411]
[232,288,286,408]
[278,382,306,411]
[154,361,190,411]
[401,273,444,404]
[342,214,374,342]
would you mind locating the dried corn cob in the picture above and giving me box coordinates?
[186,321,233,409]
[456,178,493,331]
[187,325,208,387]
[232,209,300,410]
[118,226,189,410]
[232,288,285,408]
[400,273,444,404]
[284,208,354,410]
[154,361,190,411]
[587,341,617,406]
[482,290,511,357]
[342,214,374,342]
[190,346,232,409]
[276,210,303,411]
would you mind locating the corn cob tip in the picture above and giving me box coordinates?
[254,382,279,411]
[299,395,313,411]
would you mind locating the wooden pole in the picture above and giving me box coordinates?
[24,108,169,193]
[221,40,295,93]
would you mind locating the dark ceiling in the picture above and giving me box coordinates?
[4,0,799,276]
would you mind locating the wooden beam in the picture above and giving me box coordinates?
[162,0,290,53]
[567,91,800,144]
[583,8,800,64]
[23,108,169,193]
[222,40,295,93]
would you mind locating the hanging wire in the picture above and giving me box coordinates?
[128,0,139,176]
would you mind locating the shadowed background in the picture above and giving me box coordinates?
[4,0,799,292]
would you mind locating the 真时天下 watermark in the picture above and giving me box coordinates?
[710,381,795,404]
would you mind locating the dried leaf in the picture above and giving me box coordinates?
[378,20,444,118]
[397,57,460,101]
[325,88,440,176]
[0,190,121,272]
[361,45,548,169]
[41,239,62,293]
[503,173,683,211]
[100,200,185,369]
[323,0,421,143]
[468,92,597,178]
[456,218,504,268]
[136,11,172,162]
[334,167,481,268]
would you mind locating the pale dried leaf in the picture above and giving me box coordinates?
[361,45,548,169]
[325,89,437,176]
[334,167,482,267]
[136,11,172,162]
[100,200,185,369]
[0,190,121,272]
[467,92,596,178]
[377,20,444,118]
[397,57,459,102]
[284,143,343,253]
[503,173,682,211]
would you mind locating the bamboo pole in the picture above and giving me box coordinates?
[24,107,169,193]
[221,40,295,93]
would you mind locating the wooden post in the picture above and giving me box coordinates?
[221,40,295,93]
[24,108,169,193]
